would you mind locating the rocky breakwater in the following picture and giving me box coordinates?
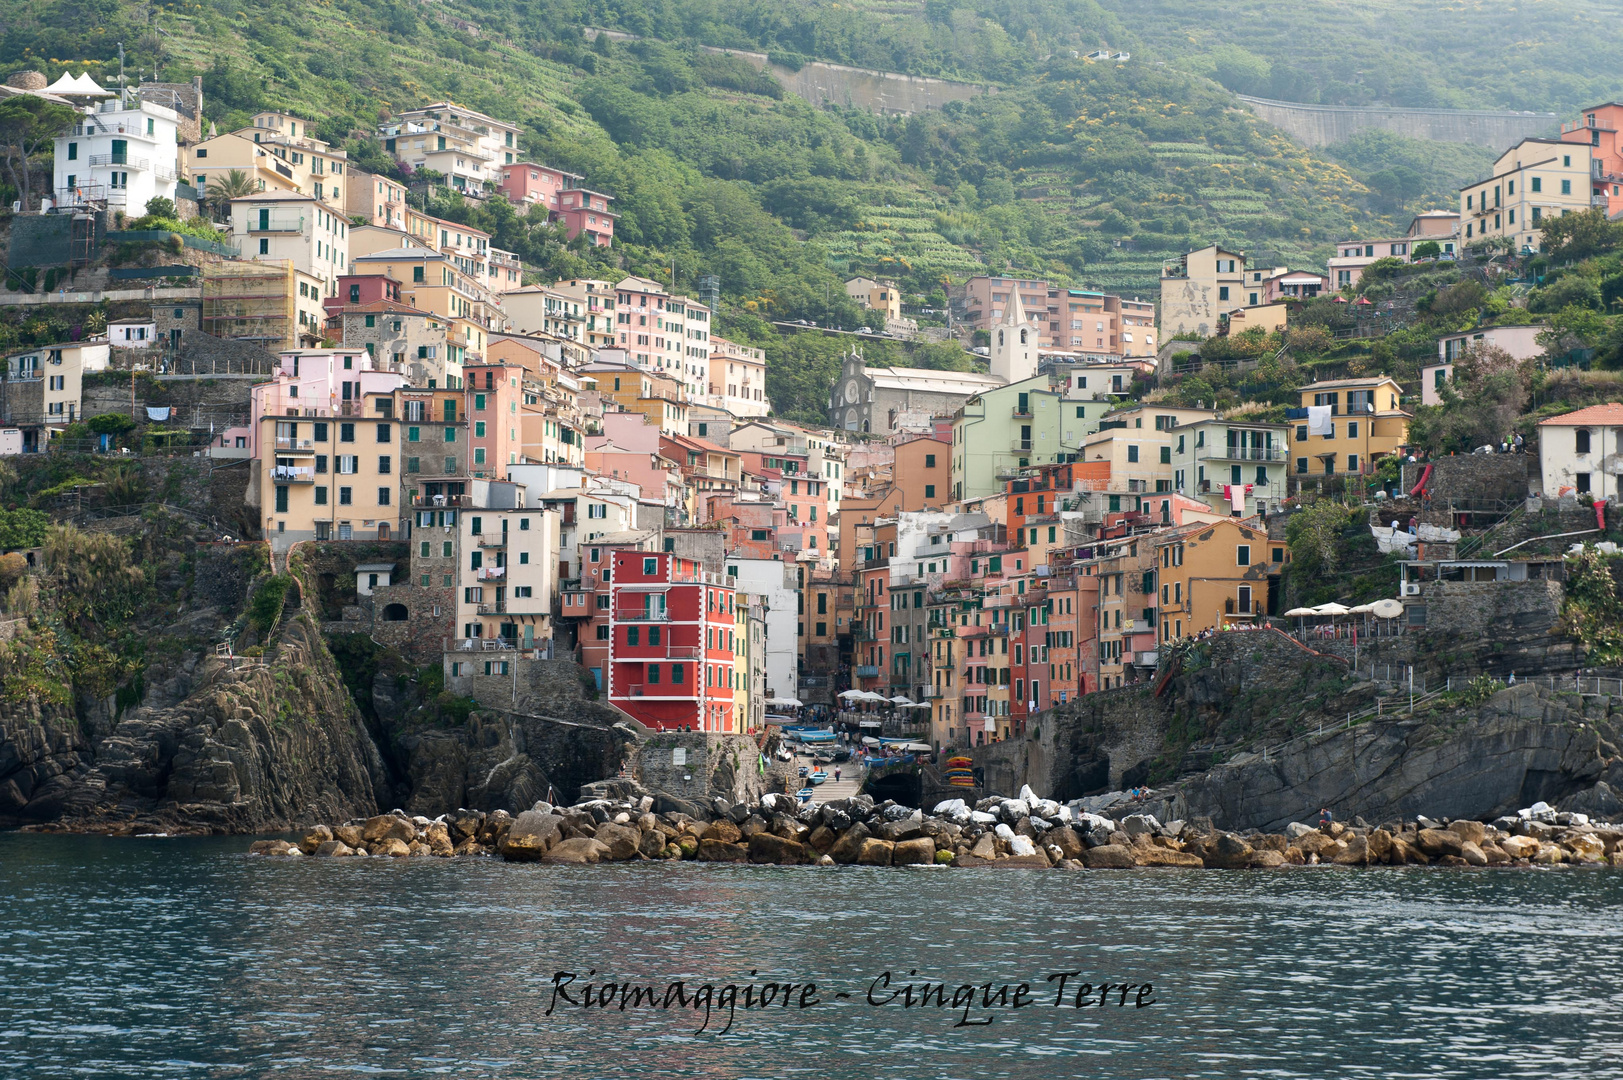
[251,788,1623,870]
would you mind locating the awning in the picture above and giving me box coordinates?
[767,697,803,707]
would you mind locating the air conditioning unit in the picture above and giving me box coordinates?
[1401,582,1421,597]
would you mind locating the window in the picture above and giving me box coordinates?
[413,266,425,283]
[378,455,391,474]
[315,486,327,505]
[340,423,355,442]
[339,486,353,505]
[1576,428,1591,454]
[338,455,357,474]
[475,394,487,411]
[1532,177,1542,193]
[443,541,453,557]
[925,454,937,468]
[627,627,640,646]
[671,665,684,684]
[643,557,657,574]
[925,485,936,499]
[378,488,391,506]
[1347,421,1358,438]
[1218,286,1229,301]
[1159,446,1171,464]
[1127,445,1139,463]
[274,486,288,513]
[647,664,660,684]
[1576,472,1592,493]
[1562,179,1572,195]
[596,625,610,641]
[475,421,486,437]
[1236,545,1251,567]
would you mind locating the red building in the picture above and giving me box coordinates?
[322,273,404,320]
[498,162,581,207]
[607,550,737,731]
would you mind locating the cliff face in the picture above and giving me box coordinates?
[1148,685,1619,831]
[973,629,1623,829]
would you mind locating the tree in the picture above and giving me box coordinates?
[0,507,49,548]
[0,97,78,210]
[143,196,177,220]
[204,169,257,219]
[1412,240,1441,259]
[1539,206,1623,261]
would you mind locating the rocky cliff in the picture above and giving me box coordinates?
[0,510,628,834]
[1143,684,1621,832]
[973,628,1623,831]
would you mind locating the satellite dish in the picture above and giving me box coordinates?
[1371,598,1404,619]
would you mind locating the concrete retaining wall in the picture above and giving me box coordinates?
[1238,95,1557,149]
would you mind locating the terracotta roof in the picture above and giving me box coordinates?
[1538,403,1623,426]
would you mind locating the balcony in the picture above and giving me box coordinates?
[446,637,516,652]
[1201,445,1287,462]
[476,567,505,581]
[618,685,695,699]
[1011,407,1033,419]
[477,601,507,615]
[89,154,177,181]
[274,437,315,453]
[269,465,315,483]
[616,609,670,622]
[855,665,880,678]
[412,493,472,507]
[1011,438,1033,452]
[243,216,307,234]
[475,535,506,548]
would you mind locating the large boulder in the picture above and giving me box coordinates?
[299,825,333,855]
[1459,841,1489,866]
[828,823,871,864]
[748,832,811,865]
[702,819,743,844]
[807,826,837,854]
[1416,828,1465,858]
[969,833,998,861]
[499,811,564,862]
[697,838,749,862]
[424,821,454,857]
[1082,844,1138,868]
[856,838,895,866]
[1330,835,1370,865]
[1566,833,1606,863]
[1136,846,1204,868]
[593,822,644,861]
[373,837,411,858]
[1449,820,1487,845]
[1047,826,1086,861]
[1500,835,1540,859]
[363,814,415,844]
[1120,814,1160,838]
[1247,849,1288,868]
[546,837,611,864]
[313,840,356,857]
[1202,833,1255,869]
[249,840,300,856]
[892,837,937,866]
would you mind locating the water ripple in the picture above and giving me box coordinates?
[2,834,1622,1078]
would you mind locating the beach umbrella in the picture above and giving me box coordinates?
[1282,607,1318,617]
[839,689,865,700]
[767,697,803,707]
[889,695,913,705]
[1313,603,1350,615]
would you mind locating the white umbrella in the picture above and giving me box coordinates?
[889,695,913,705]
[906,701,932,709]
[861,691,887,702]
[1313,603,1350,615]
[767,696,803,707]
[839,689,866,700]
[1282,607,1318,617]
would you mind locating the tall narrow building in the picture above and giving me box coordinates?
[989,288,1039,384]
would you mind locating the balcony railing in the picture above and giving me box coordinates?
[274,437,315,452]
[270,465,315,482]
[475,535,506,548]
[477,601,506,615]
[1201,445,1286,462]
[89,154,177,181]
[413,494,472,507]
[447,637,516,652]
[616,610,670,621]
[855,665,880,678]
[476,567,505,581]
[1012,439,1033,452]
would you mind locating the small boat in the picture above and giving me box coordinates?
[796,787,815,803]
[798,765,810,778]
[808,770,830,785]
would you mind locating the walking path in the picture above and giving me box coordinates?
[792,750,865,804]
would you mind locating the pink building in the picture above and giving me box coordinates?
[323,274,403,320]
[498,162,581,207]
[555,188,616,247]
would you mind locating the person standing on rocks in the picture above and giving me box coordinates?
[1319,808,1333,829]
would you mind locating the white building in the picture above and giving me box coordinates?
[229,190,349,299]
[722,555,798,702]
[1536,404,1623,501]
[108,320,158,348]
[55,94,181,211]
[1422,324,1549,406]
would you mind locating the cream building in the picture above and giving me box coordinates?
[1461,139,1594,253]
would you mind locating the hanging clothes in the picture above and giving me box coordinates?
[1306,405,1332,435]
[145,406,171,421]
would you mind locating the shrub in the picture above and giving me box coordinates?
[0,507,49,548]
[247,574,293,636]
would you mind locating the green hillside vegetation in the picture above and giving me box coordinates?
[3,0,1613,425]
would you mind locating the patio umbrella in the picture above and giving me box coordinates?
[1283,605,1317,633]
[839,689,866,700]
[768,696,803,707]
[889,696,913,705]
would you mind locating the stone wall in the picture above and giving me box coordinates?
[1402,455,1533,505]
[1420,579,1563,641]
[1238,95,1557,149]
[633,731,790,806]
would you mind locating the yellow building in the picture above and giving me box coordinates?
[1293,376,1410,479]
[1461,139,1594,253]
[844,276,902,321]
[734,593,752,734]
[1155,518,1284,641]
[1159,245,1245,339]
[597,366,689,436]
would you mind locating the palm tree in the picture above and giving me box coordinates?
[204,169,257,220]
